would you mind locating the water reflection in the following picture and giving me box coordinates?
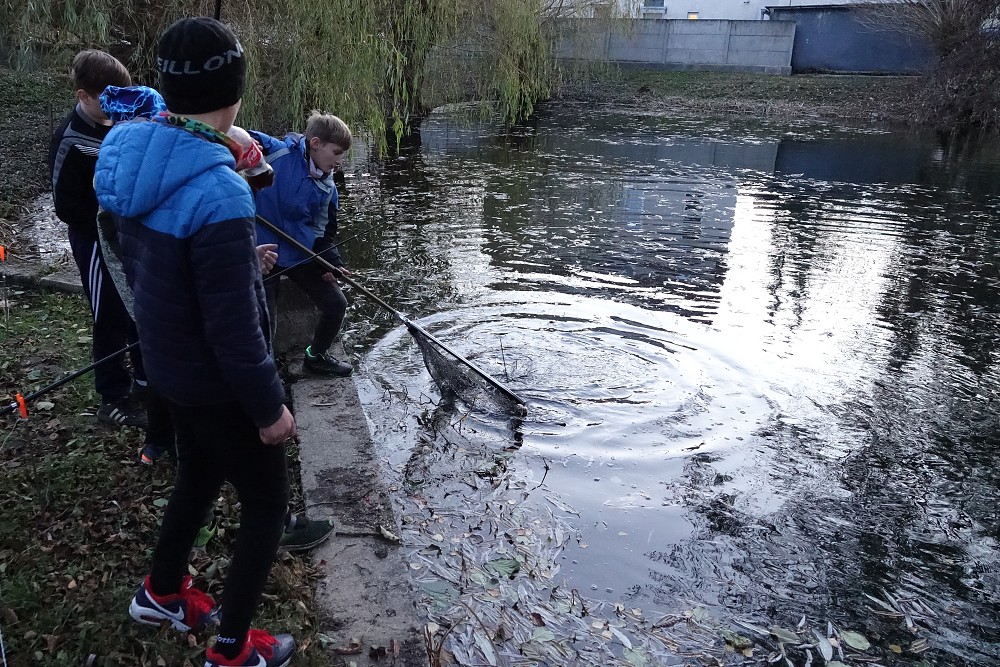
[346,107,1000,665]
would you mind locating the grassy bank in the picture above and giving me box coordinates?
[555,68,922,126]
[0,291,333,667]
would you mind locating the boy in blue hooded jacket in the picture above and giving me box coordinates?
[249,112,354,377]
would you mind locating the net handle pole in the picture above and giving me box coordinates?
[255,214,525,406]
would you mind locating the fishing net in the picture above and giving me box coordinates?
[252,214,525,415]
[406,323,526,417]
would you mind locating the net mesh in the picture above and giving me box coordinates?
[407,323,525,416]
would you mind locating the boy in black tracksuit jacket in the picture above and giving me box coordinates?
[47,49,146,428]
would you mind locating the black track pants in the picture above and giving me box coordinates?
[264,261,347,355]
[67,226,143,402]
[149,401,289,641]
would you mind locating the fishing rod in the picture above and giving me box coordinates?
[255,213,526,406]
[1,342,139,418]
[262,221,376,283]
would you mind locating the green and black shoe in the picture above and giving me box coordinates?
[303,346,352,377]
[278,514,335,553]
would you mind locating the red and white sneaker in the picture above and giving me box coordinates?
[204,629,296,667]
[128,575,218,632]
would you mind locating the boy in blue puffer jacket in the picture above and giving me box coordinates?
[94,17,297,667]
[249,112,354,377]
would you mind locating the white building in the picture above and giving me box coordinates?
[617,0,855,21]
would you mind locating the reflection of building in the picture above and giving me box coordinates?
[417,111,784,320]
[774,135,935,184]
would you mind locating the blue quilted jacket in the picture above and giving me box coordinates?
[248,131,342,268]
[94,119,286,428]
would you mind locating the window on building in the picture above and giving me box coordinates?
[641,0,665,18]
[687,11,699,18]
[593,2,614,18]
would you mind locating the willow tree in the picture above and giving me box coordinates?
[0,0,585,151]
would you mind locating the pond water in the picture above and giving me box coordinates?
[340,107,1000,666]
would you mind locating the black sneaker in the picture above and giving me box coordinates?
[303,346,352,377]
[277,514,335,553]
[97,398,148,428]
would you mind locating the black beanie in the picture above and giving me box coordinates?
[156,17,246,115]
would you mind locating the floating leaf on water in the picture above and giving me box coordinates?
[420,579,458,608]
[811,630,833,660]
[545,494,579,514]
[485,558,520,578]
[623,646,649,666]
[839,630,871,650]
[863,592,898,613]
[531,627,556,642]
[769,626,800,644]
[609,625,633,649]
[732,619,770,637]
[469,571,492,587]
[721,629,753,650]
[473,629,498,666]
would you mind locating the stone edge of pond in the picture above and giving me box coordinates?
[290,372,429,667]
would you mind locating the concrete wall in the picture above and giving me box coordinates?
[557,18,795,74]
[768,6,935,73]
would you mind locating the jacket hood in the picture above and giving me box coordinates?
[95,120,236,219]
